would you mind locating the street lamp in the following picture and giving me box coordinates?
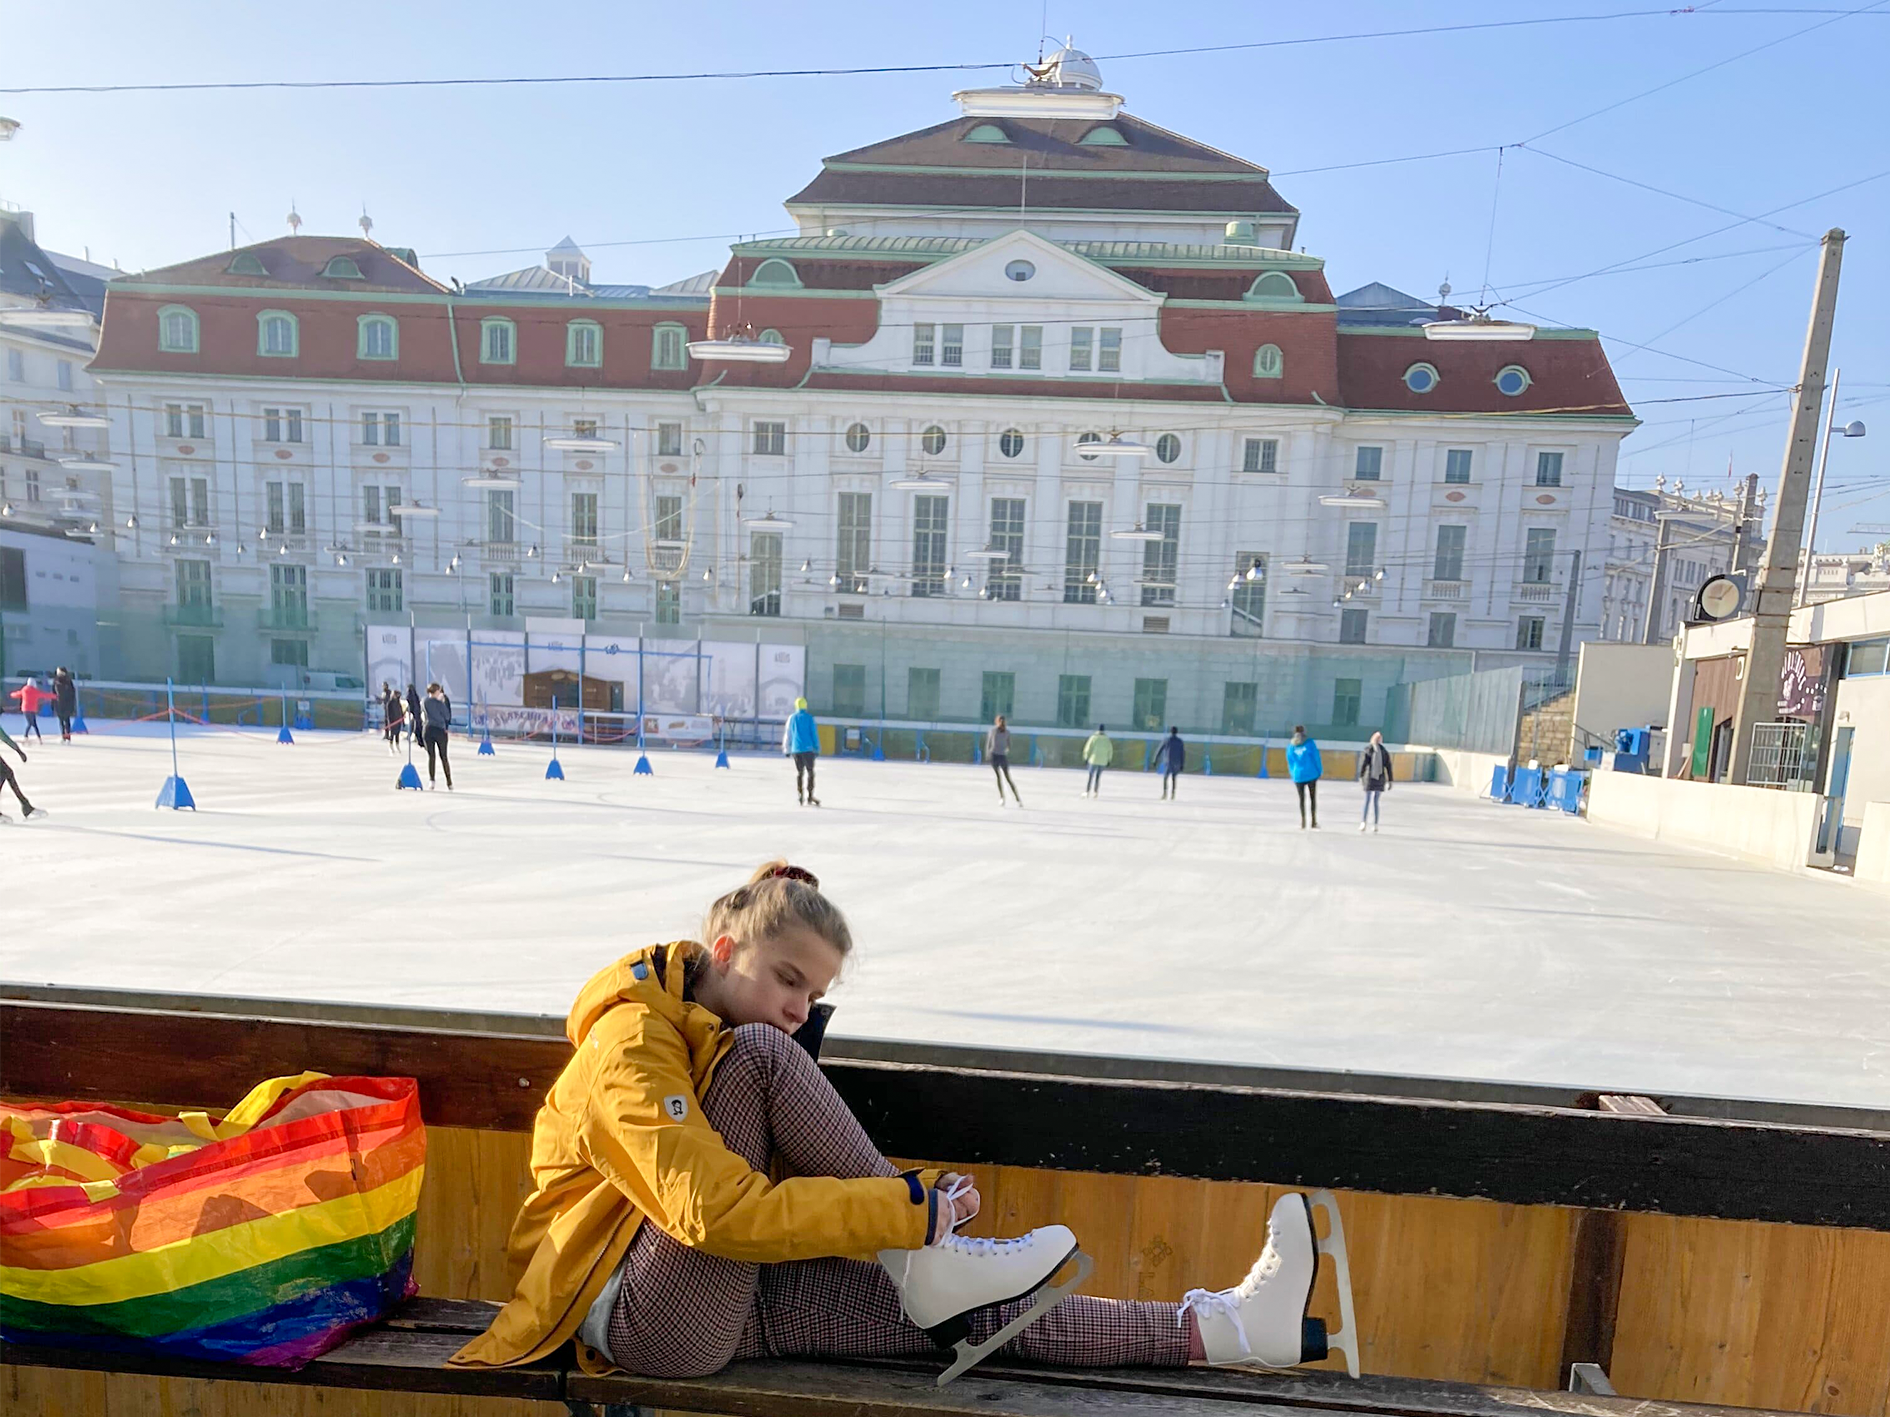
[1800,367,1868,605]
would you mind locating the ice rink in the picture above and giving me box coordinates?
[5,721,1883,1109]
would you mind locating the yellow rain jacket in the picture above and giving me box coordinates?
[451,940,936,1371]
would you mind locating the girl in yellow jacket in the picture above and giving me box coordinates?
[454,860,1344,1380]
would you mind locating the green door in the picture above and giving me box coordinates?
[1690,705,1714,778]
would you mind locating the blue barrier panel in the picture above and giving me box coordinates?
[1489,765,1511,801]
[1511,766,1545,807]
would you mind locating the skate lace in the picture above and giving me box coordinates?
[1175,1237,1282,1353]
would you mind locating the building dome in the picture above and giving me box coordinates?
[1040,43,1103,91]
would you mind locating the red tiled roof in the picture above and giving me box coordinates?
[116,236,446,294]
[1335,331,1632,417]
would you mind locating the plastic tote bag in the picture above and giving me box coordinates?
[1,1071,425,1367]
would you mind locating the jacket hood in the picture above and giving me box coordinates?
[565,940,701,1048]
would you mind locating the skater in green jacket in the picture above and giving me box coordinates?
[1081,725,1113,798]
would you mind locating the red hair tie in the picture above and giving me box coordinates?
[770,864,820,888]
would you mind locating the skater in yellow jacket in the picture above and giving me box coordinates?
[1081,724,1113,798]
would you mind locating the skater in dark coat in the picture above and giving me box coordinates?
[1357,731,1393,833]
[986,714,1022,806]
[381,683,405,752]
[0,721,38,819]
[1157,728,1185,800]
[421,682,454,790]
[52,668,76,743]
[406,683,424,744]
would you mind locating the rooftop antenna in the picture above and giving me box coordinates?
[359,207,374,239]
[229,212,237,252]
[1437,275,1452,308]
[286,203,302,236]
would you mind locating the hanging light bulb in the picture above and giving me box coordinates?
[205,530,218,546]
[392,551,401,564]
[978,585,990,599]
[1246,562,1262,582]
[236,543,248,557]
[1086,570,1099,585]
[88,521,100,534]
[526,544,538,559]
[448,554,460,570]
[337,553,348,566]
[168,533,179,545]
[278,542,289,556]
[702,567,713,582]
[1228,575,1242,592]
[622,566,632,582]
[799,558,812,574]
[1,503,12,518]
[828,572,840,588]
[961,574,972,590]
[1220,597,1231,609]
[1374,567,1386,581]
[552,571,561,584]
[126,514,139,529]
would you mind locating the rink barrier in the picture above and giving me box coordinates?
[2,991,1886,1417]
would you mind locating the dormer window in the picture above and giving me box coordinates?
[1078,125,1128,146]
[1244,271,1301,303]
[964,123,1011,144]
[750,258,802,288]
[228,252,269,276]
[323,255,365,280]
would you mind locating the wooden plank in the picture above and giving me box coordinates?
[1556,1210,1628,1386]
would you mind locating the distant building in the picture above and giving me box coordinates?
[1799,544,1890,606]
[1601,478,1764,643]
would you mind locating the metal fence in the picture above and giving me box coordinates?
[1746,722,1819,790]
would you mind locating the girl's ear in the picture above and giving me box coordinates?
[710,934,737,967]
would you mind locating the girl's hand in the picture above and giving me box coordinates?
[928,1173,982,1242]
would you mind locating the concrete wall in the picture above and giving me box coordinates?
[1852,801,1890,894]
[1430,747,1510,794]
[1572,640,1673,743]
[1587,771,1821,871]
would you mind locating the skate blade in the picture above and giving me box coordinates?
[935,1248,1094,1388]
[1309,1189,1360,1378]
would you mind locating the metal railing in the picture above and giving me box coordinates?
[1423,580,1467,600]
[1747,722,1817,790]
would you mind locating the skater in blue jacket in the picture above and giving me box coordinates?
[783,697,821,806]
[1157,728,1185,800]
[1286,725,1322,829]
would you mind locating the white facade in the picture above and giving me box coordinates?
[1601,482,1759,643]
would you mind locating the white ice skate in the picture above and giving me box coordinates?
[880,1225,1092,1386]
[1179,1190,1360,1377]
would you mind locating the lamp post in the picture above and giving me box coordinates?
[1798,367,1868,607]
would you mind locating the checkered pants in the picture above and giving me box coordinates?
[606,1022,1190,1377]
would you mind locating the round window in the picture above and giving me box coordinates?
[999,428,1025,459]
[845,422,871,454]
[921,425,948,456]
[1155,433,1181,464]
[1495,365,1532,397]
[1076,431,1102,462]
[759,328,784,345]
[1403,363,1439,394]
[1005,259,1036,282]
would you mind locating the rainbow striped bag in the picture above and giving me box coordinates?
[1,1072,425,1367]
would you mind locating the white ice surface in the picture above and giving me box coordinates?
[5,722,1884,1108]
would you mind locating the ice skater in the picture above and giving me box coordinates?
[986,713,1022,806]
[0,721,40,820]
[420,682,453,790]
[451,860,1356,1385]
[52,668,77,743]
[10,676,47,743]
[1357,731,1392,833]
[1288,725,1321,829]
[1157,727,1185,800]
[405,683,424,746]
[1082,724,1113,797]
[783,696,820,806]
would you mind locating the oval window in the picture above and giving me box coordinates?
[921,425,948,456]
[1495,365,1532,397]
[1005,259,1035,282]
[1155,433,1181,464]
[1253,344,1283,379]
[845,422,871,454]
[999,428,1025,459]
[1076,431,1102,462]
[759,328,784,345]
[1404,363,1439,394]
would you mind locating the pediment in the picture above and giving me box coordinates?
[876,230,1160,305]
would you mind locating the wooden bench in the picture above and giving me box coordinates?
[4,991,1888,1417]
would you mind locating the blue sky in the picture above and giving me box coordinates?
[4,1,1886,544]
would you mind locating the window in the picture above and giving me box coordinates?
[6,348,24,381]
[1099,327,1122,373]
[941,324,964,368]
[567,320,602,368]
[570,492,598,547]
[1141,503,1180,607]
[750,258,801,287]
[358,314,398,360]
[1004,258,1035,280]
[920,424,947,456]
[1495,364,1532,397]
[1069,327,1093,372]
[1344,522,1378,578]
[322,255,364,279]
[0,545,23,611]
[657,421,684,457]
[262,406,304,443]
[1354,446,1384,480]
[1403,362,1439,394]
[912,323,935,366]
[175,558,212,610]
[486,489,516,543]
[980,671,1015,723]
[751,420,786,456]
[1339,608,1368,645]
[158,306,199,353]
[1524,528,1557,583]
[228,252,268,276]
[1132,678,1167,731]
[23,466,39,502]
[1247,272,1299,301]
[168,475,210,527]
[749,531,782,616]
[1222,681,1258,736]
[911,494,949,597]
[1231,551,1266,636]
[654,495,683,545]
[1536,451,1565,487]
[570,574,598,621]
[1242,437,1278,474]
[1155,433,1181,464]
[991,325,1013,370]
[1332,678,1362,726]
[844,422,871,454]
[361,411,401,446]
[907,667,941,720]
[1075,431,1102,462]
[833,664,867,718]
[1444,449,1473,484]
[1845,637,1890,676]
[487,415,513,451]
[177,635,215,684]
[270,563,309,629]
[165,402,207,439]
[258,311,298,357]
[264,481,305,534]
[1063,501,1102,603]
[1019,325,1042,370]
[271,639,309,668]
[367,568,403,614]
[1433,525,1467,582]
[1427,612,1457,648]
[836,491,872,594]
[480,317,516,365]
[758,329,784,347]
[1516,616,1546,651]
[1079,124,1128,146]
[652,324,688,370]
[988,497,1025,601]
[1252,344,1282,378]
[489,572,515,617]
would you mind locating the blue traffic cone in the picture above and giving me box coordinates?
[634,753,653,775]
[478,727,495,756]
[714,748,730,768]
[156,775,196,810]
[545,755,565,781]
[396,763,424,790]
[277,723,295,744]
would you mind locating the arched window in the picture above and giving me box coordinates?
[1244,271,1301,302]
[357,313,398,361]
[998,428,1025,459]
[845,422,872,454]
[1155,433,1181,464]
[920,425,948,456]
[759,328,785,345]
[652,323,688,371]
[228,252,268,276]
[322,255,364,280]
[566,319,602,368]
[1404,362,1440,394]
[964,123,1011,144]
[257,310,298,358]
[480,317,516,365]
[1253,344,1283,379]
[1079,125,1128,146]
[1495,364,1532,397]
[750,258,802,288]
[157,305,199,354]
[1076,431,1103,462]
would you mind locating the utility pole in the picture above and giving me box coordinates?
[1732,472,1761,574]
[1640,513,1673,644]
[1729,229,1845,786]
[1554,547,1582,686]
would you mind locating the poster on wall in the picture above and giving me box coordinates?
[1777,645,1829,720]
[701,641,760,719]
[643,638,700,714]
[365,625,412,697]
[758,643,805,720]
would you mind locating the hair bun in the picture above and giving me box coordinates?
[769,864,819,889]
